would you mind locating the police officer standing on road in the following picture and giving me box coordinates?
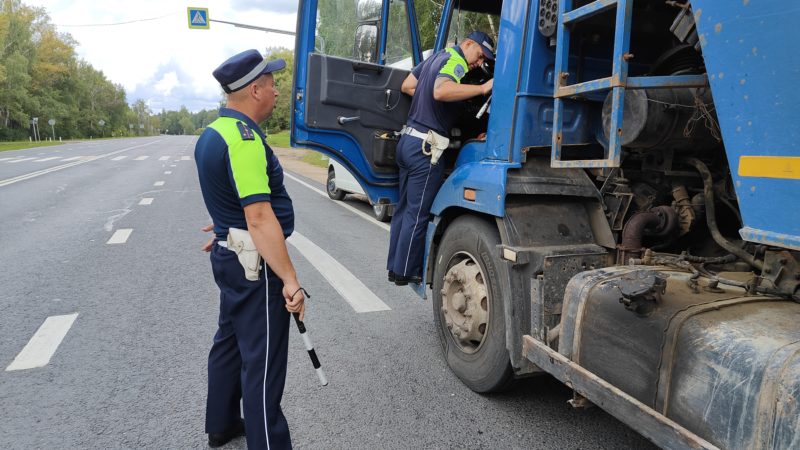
[387,31,496,286]
[194,49,305,449]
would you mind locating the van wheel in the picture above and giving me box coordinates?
[373,204,391,222]
[326,168,345,200]
[433,215,513,393]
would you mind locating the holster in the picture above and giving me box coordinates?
[421,130,450,165]
[227,227,262,281]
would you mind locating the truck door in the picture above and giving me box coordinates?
[292,0,423,204]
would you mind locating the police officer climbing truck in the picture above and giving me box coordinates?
[387,31,495,286]
[195,49,305,449]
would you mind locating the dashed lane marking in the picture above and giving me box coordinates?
[61,156,84,162]
[111,156,128,161]
[158,156,170,161]
[6,313,79,371]
[134,155,149,161]
[8,157,37,163]
[180,156,191,161]
[164,171,172,174]
[139,198,154,205]
[153,181,165,186]
[106,228,133,244]
[33,157,59,162]
[0,140,163,188]
[287,232,391,313]
[283,172,390,232]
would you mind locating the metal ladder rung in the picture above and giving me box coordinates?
[563,0,617,25]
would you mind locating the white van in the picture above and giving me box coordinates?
[326,159,392,222]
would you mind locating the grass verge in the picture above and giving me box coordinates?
[301,151,329,168]
[267,130,290,148]
[0,141,65,152]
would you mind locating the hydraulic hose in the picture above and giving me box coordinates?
[684,157,764,271]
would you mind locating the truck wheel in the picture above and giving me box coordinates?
[326,167,345,200]
[373,203,391,222]
[433,215,513,393]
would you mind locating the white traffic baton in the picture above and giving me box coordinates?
[291,288,328,386]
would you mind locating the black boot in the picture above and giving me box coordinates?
[208,419,245,448]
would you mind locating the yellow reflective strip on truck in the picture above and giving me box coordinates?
[738,156,800,179]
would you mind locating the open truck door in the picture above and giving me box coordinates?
[292,0,424,205]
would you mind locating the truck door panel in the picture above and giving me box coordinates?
[304,53,410,174]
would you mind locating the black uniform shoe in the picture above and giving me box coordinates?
[388,271,396,283]
[394,275,422,286]
[208,420,245,448]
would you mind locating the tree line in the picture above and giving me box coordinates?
[0,1,294,142]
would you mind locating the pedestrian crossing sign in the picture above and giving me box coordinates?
[187,7,209,29]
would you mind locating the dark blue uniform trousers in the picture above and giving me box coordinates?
[387,134,445,278]
[207,244,292,450]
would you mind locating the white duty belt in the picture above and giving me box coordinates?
[400,126,429,140]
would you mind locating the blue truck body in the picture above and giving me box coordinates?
[292,1,800,447]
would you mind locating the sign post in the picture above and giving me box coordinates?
[98,119,105,138]
[48,118,56,140]
[186,7,295,35]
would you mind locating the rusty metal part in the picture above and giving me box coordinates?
[440,256,489,353]
[671,184,696,235]
[522,335,719,450]
[618,205,679,264]
[684,157,764,271]
[612,269,668,315]
[761,250,800,300]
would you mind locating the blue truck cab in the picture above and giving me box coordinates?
[292,1,800,448]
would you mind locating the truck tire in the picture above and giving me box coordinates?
[373,203,391,222]
[326,167,346,200]
[432,215,514,393]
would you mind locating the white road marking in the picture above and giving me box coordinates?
[287,232,391,313]
[6,313,79,371]
[180,156,191,161]
[164,171,172,174]
[8,157,37,163]
[283,172,390,232]
[170,164,177,167]
[111,156,127,161]
[134,155,149,161]
[33,157,59,162]
[0,140,163,188]
[139,198,154,205]
[61,156,83,162]
[153,181,165,186]
[107,228,133,244]
[0,157,15,161]
[158,156,170,161]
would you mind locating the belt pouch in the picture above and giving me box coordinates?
[227,227,262,281]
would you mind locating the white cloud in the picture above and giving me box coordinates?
[29,0,299,112]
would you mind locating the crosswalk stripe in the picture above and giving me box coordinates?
[153,181,165,186]
[287,232,391,313]
[134,156,149,161]
[6,313,79,371]
[111,156,128,161]
[139,198,154,205]
[158,156,170,161]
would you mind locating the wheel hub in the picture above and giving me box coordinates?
[441,258,489,352]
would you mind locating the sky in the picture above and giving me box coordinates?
[28,0,299,112]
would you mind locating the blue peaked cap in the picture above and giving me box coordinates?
[213,49,286,93]
[467,31,495,61]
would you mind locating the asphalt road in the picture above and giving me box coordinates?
[0,136,654,449]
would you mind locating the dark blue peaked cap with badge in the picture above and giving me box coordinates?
[467,31,496,61]
[213,49,286,93]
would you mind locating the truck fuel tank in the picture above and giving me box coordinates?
[558,266,800,449]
